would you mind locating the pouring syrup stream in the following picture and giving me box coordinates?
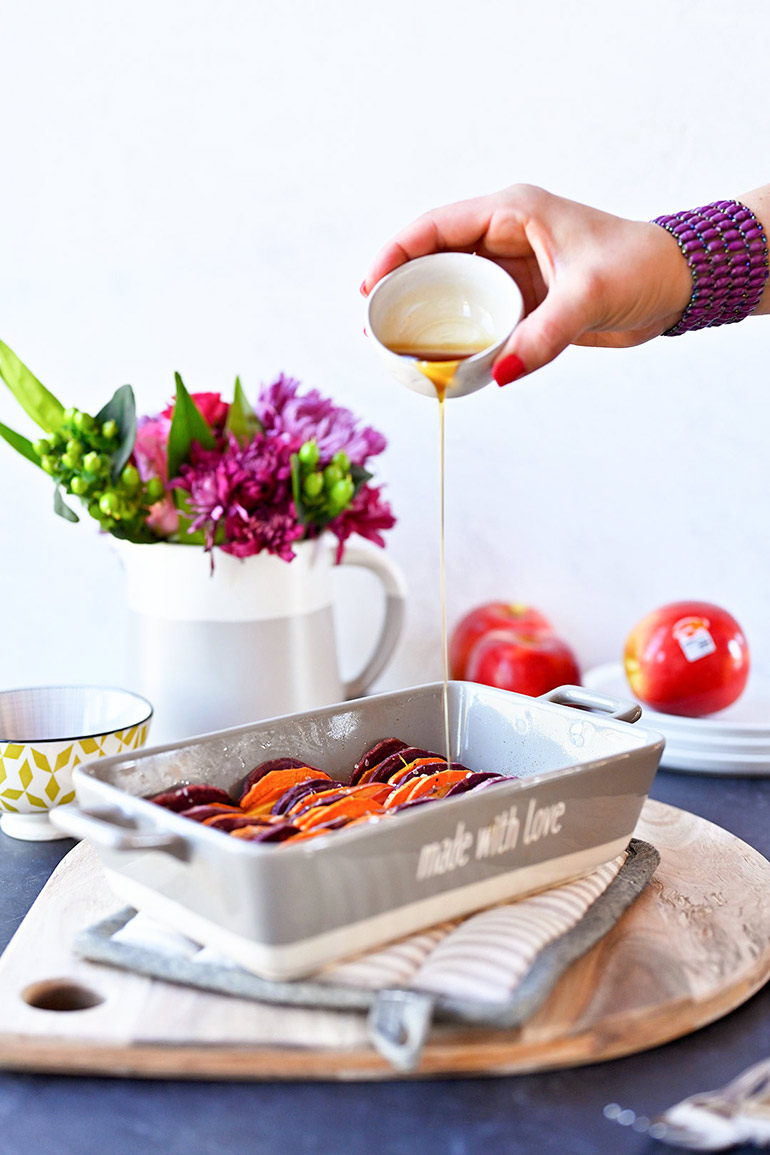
[386,339,492,767]
[411,359,464,770]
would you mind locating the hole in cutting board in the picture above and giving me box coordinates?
[21,979,104,1012]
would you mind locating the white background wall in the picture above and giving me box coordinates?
[2,0,769,714]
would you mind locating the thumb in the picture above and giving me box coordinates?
[492,289,586,385]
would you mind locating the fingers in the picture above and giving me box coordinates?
[361,196,503,295]
[493,287,588,385]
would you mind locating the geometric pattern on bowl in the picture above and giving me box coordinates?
[0,722,150,815]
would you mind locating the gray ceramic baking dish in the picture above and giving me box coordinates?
[52,681,665,980]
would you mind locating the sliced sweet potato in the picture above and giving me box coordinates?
[402,768,472,803]
[296,793,387,830]
[234,757,323,802]
[239,767,332,811]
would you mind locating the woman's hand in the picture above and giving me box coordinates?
[361,184,693,384]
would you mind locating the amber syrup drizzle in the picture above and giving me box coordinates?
[412,359,465,770]
[388,340,489,767]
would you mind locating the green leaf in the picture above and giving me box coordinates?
[0,420,43,467]
[0,340,65,432]
[166,372,216,481]
[171,488,221,546]
[96,384,137,482]
[290,452,309,525]
[53,487,79,523]
[350,462,373,495]
[225,376,262,443]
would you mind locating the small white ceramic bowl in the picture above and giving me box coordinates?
[366,252,523,398]
[0,685,152,841]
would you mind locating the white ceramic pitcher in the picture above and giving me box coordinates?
[116,538,407,743]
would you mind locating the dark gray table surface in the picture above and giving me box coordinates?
[1,770,769,1155]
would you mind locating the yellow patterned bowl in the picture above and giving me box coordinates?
[0,685,152,841]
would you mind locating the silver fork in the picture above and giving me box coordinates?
[604,1057,770,1150]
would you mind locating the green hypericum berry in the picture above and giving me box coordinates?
[61,452,79,471]
[121,464,140,491]
[329,477,354,512]
[145,477,164,502]
[303,472,324,499]
[62,407,78,424]
[74,411,95,433]
[298,440,320,468]
[323,463,342,488]
[33,439,51,458]
[82,451,102,474]
[99,492,119,517]
[101,419,119,441]
[70,476,89,496]
[40,455,56,475]
[331,450,350,473]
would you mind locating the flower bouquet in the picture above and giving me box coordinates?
[0,340,395,562]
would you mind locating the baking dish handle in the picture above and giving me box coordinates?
[49,803,190,858]
[539,684,642,724]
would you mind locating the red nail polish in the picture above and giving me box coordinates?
[359,280,369,297]
[493,353,526,386]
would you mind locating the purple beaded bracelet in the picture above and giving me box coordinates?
[652,199,768,335]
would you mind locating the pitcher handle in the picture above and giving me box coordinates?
[335,544,408,699]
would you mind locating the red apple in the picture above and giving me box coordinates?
[449,602,553,680]
[465,628,580,697]
[623,600,750,717]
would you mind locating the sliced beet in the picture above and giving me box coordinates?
[391,796,437,812]
[271,777,342,816]
[369,747,440,783]
[248,822,301,843]
[445,772,508,797]
[350,737,409,785]
[178,803,240,822]
[149,784,232,812]
[288,789,348,819]
[386,760,447,787]
[204,813,273,832]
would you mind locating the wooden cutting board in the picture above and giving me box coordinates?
[1,799,769,1081]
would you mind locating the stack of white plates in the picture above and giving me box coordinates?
[583,662,770,775]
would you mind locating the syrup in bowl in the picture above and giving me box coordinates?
[366,252,522,399]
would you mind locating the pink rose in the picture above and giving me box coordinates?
[162,392,229,429]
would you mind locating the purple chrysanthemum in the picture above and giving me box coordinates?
[256,374,386,465]
[137,373,394,561]
[327,483,397,562]
[173,433,304,561]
